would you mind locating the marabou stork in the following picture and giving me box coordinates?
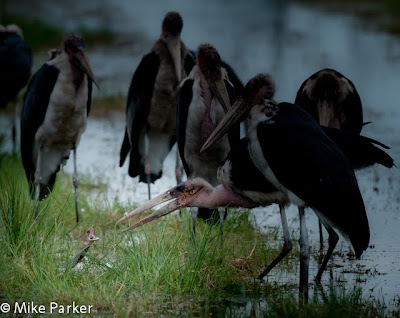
[177,43,240,238]
[295,68,363,133]
[119,12,195,200]
[20,35,99,222]
[202,74,371,302]
[295,68,365,250]
[0,24,32,151]
[117,74,394,302]
[116,132,392,299]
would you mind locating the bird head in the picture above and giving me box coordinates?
[85,227,100,244]
[161,11,183,38]
[64,35,100,88]
[116,178,213,232]
[161,12,183,82]
[196,44,231,112]
[201,73,275,152]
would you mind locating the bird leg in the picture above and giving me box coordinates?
[318,220,324,260]
[298,206,310,305]
[145,161,151,200]
[72,145,80,223]
[12,96,19,153]
[175,146,184,218]
[315,223,339,283]
[191,207,198,238]
[175,146,183,184]
[34,146,43,219]
[218,208,226,247]
[144,133,151,200]
[258,204,293,279]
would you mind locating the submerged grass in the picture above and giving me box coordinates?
[0,152,396,317]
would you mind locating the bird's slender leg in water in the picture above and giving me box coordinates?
[144,133,151,200]
[299,206,310,305]
[258,204,293,279]
[316,224,339,283]
[318,220,324,259]
[175,146,183,184]
[218,208,226,247]
[34,146,43,219]
[12,97,19,153]
[72,145,80,223]
[145,162,151,200]
[175,146,184,218]
[191,207,198,238]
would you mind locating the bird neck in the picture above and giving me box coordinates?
[201,184,259,209]
[200,72,216,145]
[70,62,85,91]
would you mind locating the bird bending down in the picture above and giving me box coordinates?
[119,11,195,200]
[117,74,393,303]
[295,68,365,252]
[295,68,363,133]
[20,35,99,222]
[0,24,32,151]
[177,43,240,239]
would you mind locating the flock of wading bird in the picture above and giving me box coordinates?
[1,11,395,302]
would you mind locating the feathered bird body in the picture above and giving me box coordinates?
[21,37,94,200]
[180,65,232,185]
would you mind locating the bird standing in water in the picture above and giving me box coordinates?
[177,43,240,239]
[117,74,393,303]
[119,12,195,200]
[20,35,99,222]
[295,68,365,257]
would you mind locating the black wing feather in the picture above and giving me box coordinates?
[184,51,195,76]
[177,78,194,176]
[221,60,244,98]
[119,129,131,167]
[86,79,93,115]
[120,52,160,177]
[20,63,59,198]
[322,127,394,169]
[228,138,278,193]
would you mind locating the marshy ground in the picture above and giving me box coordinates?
[1,0,400,316]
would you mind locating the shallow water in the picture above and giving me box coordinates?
[2,0,400,313]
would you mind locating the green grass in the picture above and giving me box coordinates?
[0,13,115,52]
[0,152,397,317]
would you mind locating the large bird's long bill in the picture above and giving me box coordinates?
[318,100,337,128]
[116,183,195,232]
[201,97,247,152]
[74,50,100,88]
[167,37,182,82]
[209,78,231,113]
